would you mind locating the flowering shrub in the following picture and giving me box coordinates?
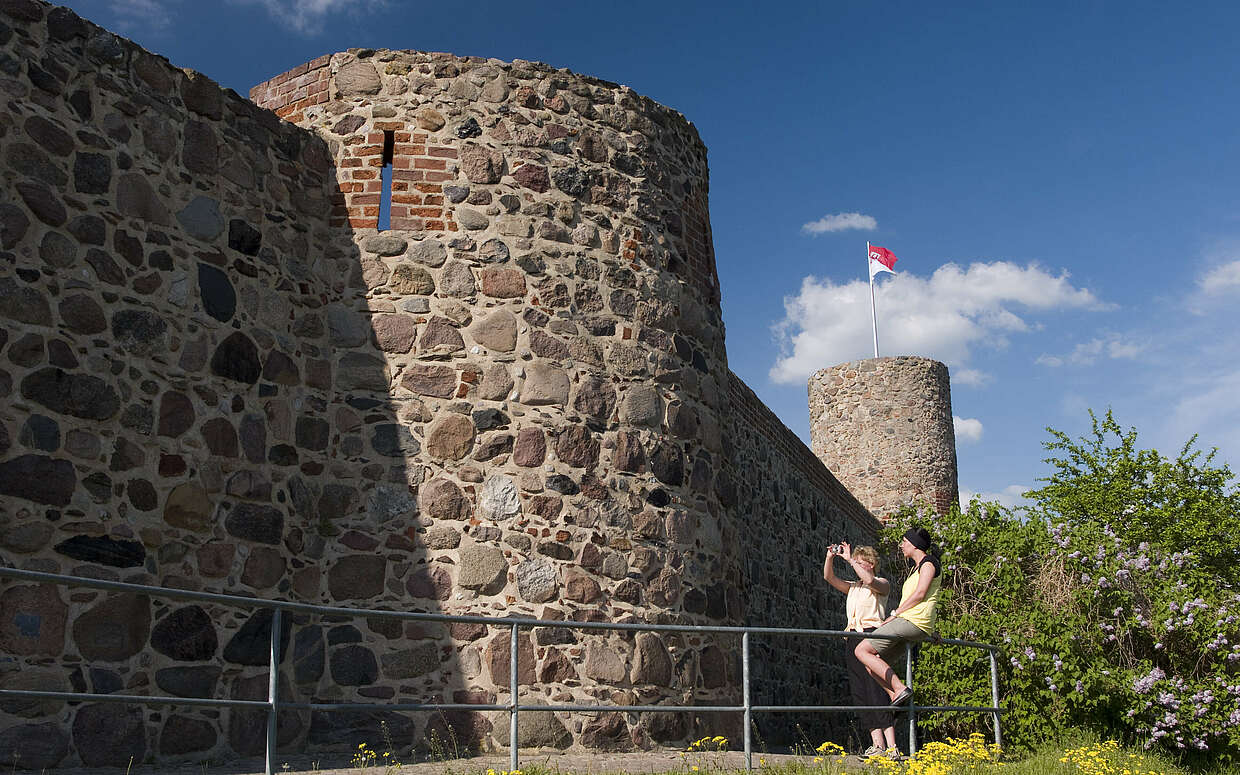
[882,415,1240,766]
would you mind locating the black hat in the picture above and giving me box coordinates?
[903,527,932,552]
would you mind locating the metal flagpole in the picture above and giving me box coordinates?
[868,241,880,358]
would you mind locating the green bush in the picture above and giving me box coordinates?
[882,412,1240,768]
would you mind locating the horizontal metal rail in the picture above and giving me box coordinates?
[0,566,1003,772]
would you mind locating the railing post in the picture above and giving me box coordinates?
[510,622,519,774]
[989,649,1002,750]
[742,631,751,772]
[266,608,282,775]
[905,643,916,758]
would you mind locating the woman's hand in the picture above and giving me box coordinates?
[840,542,853,561]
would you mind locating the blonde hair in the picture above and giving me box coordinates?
[853,545,879,567]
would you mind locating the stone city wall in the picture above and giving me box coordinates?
[0,1,902,768]
[723,375,880,745]
[808,357,959,519]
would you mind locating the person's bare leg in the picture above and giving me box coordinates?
[870,728,885,749]
[882,726,897,749]
[854,641,906,699]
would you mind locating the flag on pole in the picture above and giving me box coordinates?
[868,244,898,277]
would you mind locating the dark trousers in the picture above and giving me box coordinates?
[844,629,894,731]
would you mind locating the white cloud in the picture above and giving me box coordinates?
[1036,335,1143,367]
[770,261,1104,384]
[1162,369,1240,457]
[801,212,878,235]
[1199,260,1240,295]
[953,416,983,443]
[959,484,1029,511]
[107,0,174,32]
[234,0,386,35]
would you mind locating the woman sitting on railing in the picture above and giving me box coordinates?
[853,526,941,708]
[824,542,898,758]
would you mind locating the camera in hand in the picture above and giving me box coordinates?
[830,544,844,554]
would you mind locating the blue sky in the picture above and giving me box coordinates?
[62,0,1240,506]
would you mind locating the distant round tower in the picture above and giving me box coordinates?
[808,357,958,519]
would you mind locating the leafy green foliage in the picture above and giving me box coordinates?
[1027,409,1240,582]
[880,413,1240,769]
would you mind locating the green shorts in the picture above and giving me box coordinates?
[864,617,929,661]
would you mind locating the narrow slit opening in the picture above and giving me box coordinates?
[378,130,395,231]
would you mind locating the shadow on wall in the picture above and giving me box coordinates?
[0,2,464,767]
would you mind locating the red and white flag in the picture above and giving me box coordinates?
[868,244,898,277]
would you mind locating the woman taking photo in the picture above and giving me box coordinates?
[853,526,942,707]
[824,542,898,758]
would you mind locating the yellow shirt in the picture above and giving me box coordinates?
[845,580,887,631]
[899,557,941,634]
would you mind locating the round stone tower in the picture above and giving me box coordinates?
[808,357,958,519]
[250,49,739,749]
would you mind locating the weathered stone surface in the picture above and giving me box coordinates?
[164,482,212,531]
[157,391,194,438]
[555,425,599,469]
[202,416,239,457]
[521,363,569,405]
[620,385,662,425]
[371,314,418,352]
[210,331,261,384]
[515,559,558,603]
[328,554,386,600]
[427,413,475,459]
[460,143,504,183]
[513,162,550,192]
[479,266,526,298]
[416,107,445,130]
[176,195,224,241]
[155,665,221,698]
[388,263,435,294]
[73,593,151,661]
[0,204,29,249]
[405,565,452,600]
[512,427,546,467]
[492,702,570,748]
[420,316,465,352]
[614,431,646,473]
[307,709,414,751]
[0,521,53,554]
[72,704,146,767]
[16,181,67,225]
[468,309,517,352]
[573,375,617,421]
[380,641,440,679]
[478,362,514,400]
[0,454,75,506]
[331,644,378,685]
[150,605,218,661]
[438,259,476,297]
[580,712,633,751]
[242,546,285,589]
[224,502,283,544]
[485,630,536,686]
[363,233,407,255]
[262,350,300,385]
[0,722,69,770]
[222,609,290,666]
[370,423,420,458]
[650,441,684,485]
[337,60,381,95]
[583,641,626,681]
[478,474,520,520]
[420,478,470,520]
[318,483,358,520]
[54,535,144,567]
[367,484,416,522]
[630,633,673,685]
[457,543,507,593]
[564,568,602,603]
[0,668,68,718]
[116,171,171,224]
[292,627,324,684]
[198,262,235,322]
[57,293,105,334]
[159,715,216,756]
[408,238,447,267]
[0,278,51,325]
[0,584,66,656]
[400,362,456,397]
[336,352,389,392]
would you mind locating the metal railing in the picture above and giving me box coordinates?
[0,567,1002,773]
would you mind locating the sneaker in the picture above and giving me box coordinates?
[862,745,885,758]
[884,747,902,760]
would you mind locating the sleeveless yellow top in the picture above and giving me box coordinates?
[899,557,941,634]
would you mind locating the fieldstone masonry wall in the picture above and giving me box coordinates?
[808,357,959,518]
[0,1,954,768]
